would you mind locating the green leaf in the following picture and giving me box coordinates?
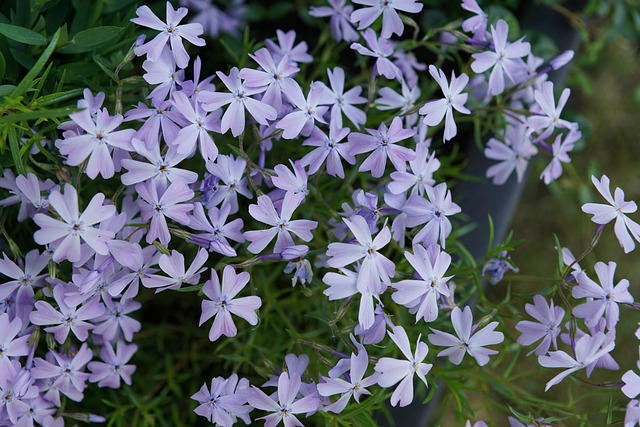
[0,23,46,46]
[0,107,75,125]
[11,28,60,98]
[8,126,26,175]
[0,84,16,97]
[0,50,5,81]
[58,26,123,54]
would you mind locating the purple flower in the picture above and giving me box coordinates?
[142,248,208,292]
[626,400,640,427]
[428,305,504,366]
[200,266,262,341]
[88,340,138,388]
[0,249,48,302]
[404,183,461,248]
[318,343,378,413]
[131,2,206,69]
[30,284,105,344]
[265,29,313,64]
[582,175,640,253]
[136,180,194,245]
[239,47,299,113]
[301,121,355,178]
[309,0,359,43]
[322,267,379,330]
[205,154,251,214]
[244,192,318,254]
[0,314,30,385]
[515,295,565,356]
[201,67,277,137]
[108,244,159,301]
[540,130,579,185]
[470,20,530,95]
[276,80,330,139]
[376,81,421,127]
[192,374,252,426]
[247,372,320,427]
[121,138,198,191]
[33,185,116,263]
[350,29,401,80]
[350,0,423,39]
[272,160,309,197]
[461,0,488,41]
[572,261,633,330]
[484,123,538,185]
[527,81,576,140]
[282,245,314,287]
[481,250,519,285]
[32,343,92,401]
[189,202,245,257]
[15,172,53,212]
[316,67,367,128]
[171,90,221,161]
[56,108,135,179]
[374,325,432,407]
[538,332,614,391]
[348,117,415,178]
[93,296,142,342]
[388,142,440,196]
[392,244,453,323]
[0,366,39,424]
[623,361,640,399]
[420,65,470,142]
[124,99,181,148]
[392,49,426,88]
[142,46,184,104]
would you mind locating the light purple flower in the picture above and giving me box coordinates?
[239,47,299,113]
[388,142,440,196]
[56,108,135,179]
[0,249,48,302]
[428,305,504,366]
[392,244,453,323]
[171,90,221,161]
[189,202,245,257]
[201,67,277,137]
[322,267,379,330]
[392,49,426,88]
[30,284,105,344]
[244,192,318,254]
[572,261,633,330]
[200,266,262,341]
[348,116,415,178]
[376,81,421,128]
[318,344,378,413]
[33,185,116,263]
[626,400,640,427]
[527,81,576,140]
[265,29,313,64]
[136,179,194,245]
[131,2,206,69]
[88,340,138,388]
[0,366,39,423]
[309,0,359,43]
[15,172,53,212]
[192,374,252,426]
[124,100,181,148]
[93,296,142,342]
[404,183,461,248]
[481,250,519,285]
[350,29,401,80]
[515,295,565,356]
[538,332,615,391]
[350,0,423,39]
[623,360,640,399]
[142,46,184,104]
[248,371,319,427]
[301,121,355,178]
[484,123,538,185]
[316,67,367,128]
[374,325,432,407]
[420,65,470,142]
[461,0,488,41]
[276,80,330,139]
[272,161,309,196]
[540,130,580,184]
[142,248,208,292]
[32,343,92,402]
[0,314,30,385]
[121,138,198,191]
[205,154,251,214]
[582,175,640,253]
[470,20,530,95]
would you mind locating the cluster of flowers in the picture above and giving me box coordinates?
[0,0,638,425]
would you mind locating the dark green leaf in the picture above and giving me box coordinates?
[8,126,26,175]
[0,50,4,81]
[0,106,75,125]
[58,26,123,54]
[11,28,60,98]
[0,23,46,46]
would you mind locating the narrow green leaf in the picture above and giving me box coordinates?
[0,85,15,97]
[0,23,46,46]
[0,107,75,124]
[58,26,123,54]
[8,126,26,175]
[11,28,60,98]
[0,50,5,81]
